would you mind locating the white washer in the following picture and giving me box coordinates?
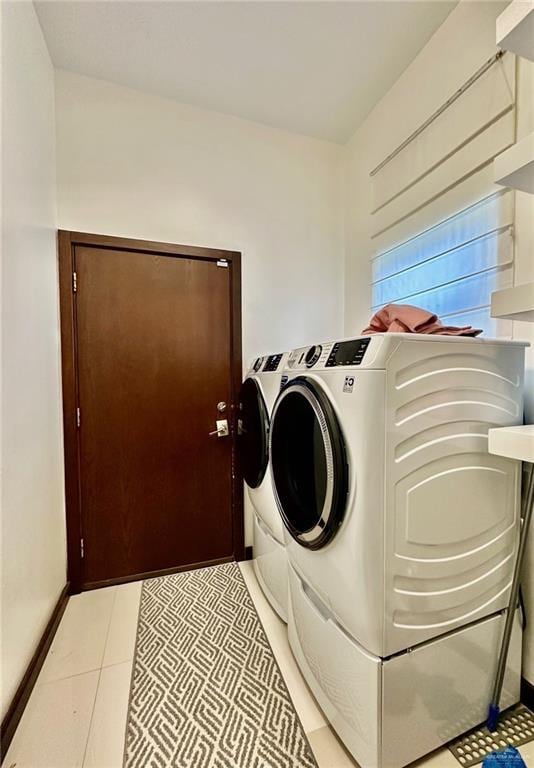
[270,333,527,768]
[240,353,288,621]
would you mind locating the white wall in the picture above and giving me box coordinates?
[54,70,345,544]
[55,70,345,364]
[343,0,534,684]
[1,1,66,718]
[344,0,510,335]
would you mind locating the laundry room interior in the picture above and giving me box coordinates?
[2,1,534,766]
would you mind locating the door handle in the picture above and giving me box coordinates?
[209,419,229,437]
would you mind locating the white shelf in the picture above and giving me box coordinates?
[488,425,534,463]
[491,281,534,322]
[497,0,534,61]
[494,131,534,193]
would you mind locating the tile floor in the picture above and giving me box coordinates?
[3,563,533,768]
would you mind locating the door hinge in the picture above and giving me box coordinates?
[80,538,85,559]
[216,259,229,268]
[76,407,81,428]
[72,271,77,292]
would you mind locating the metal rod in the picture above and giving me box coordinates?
[370,51,505,178]
[487,462,534,731]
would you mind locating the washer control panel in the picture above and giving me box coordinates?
[326,338,370,367]
[252,356,264,372]
[263,353,283,372]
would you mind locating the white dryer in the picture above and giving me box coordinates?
[270,333,527,768]
[239,353,288,621]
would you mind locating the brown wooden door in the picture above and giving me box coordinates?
[59,233,242,589]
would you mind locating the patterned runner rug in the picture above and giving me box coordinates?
[123,562,318,768]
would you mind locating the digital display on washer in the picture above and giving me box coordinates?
[326,338,370,367]
[263,354,283,372]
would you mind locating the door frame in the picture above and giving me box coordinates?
[58,230,244,593]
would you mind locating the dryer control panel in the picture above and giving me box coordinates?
[326,338,370,367]
[287,337,375,370]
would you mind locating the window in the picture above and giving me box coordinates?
[370,53,516,337]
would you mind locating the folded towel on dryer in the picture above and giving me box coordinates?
[362,303,483,337]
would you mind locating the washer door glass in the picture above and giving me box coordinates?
[239,377,269,489]
[270,378,348,549]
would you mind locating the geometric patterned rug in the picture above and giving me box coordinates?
[123,562,318,767]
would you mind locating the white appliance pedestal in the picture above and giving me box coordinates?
[288,563,521,768]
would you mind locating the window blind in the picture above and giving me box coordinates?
[370,52,516,337]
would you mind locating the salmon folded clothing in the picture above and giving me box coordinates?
[362,303,483,337]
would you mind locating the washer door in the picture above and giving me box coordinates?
[239,377,269,489]
[270,377,348,549]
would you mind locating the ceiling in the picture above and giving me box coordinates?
[35,1,457,143]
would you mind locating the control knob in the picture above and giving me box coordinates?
[305,345,322,368]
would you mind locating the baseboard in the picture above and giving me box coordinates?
[521,676,534,711]
[0,583,70,759]
[82,555,235,591]
[245,546,253,560]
